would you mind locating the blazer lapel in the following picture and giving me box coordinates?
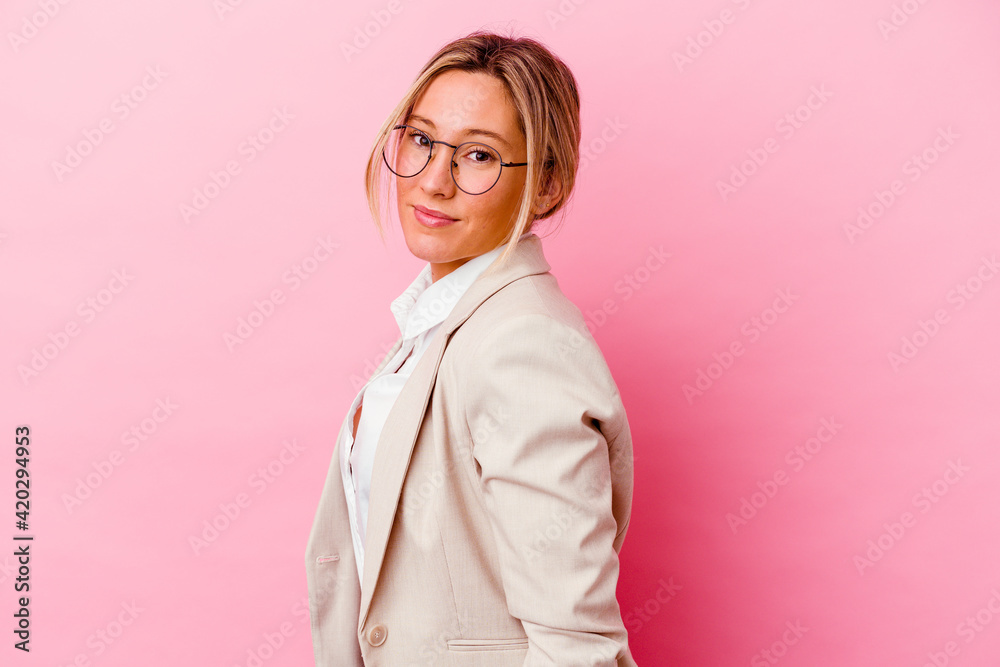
[357,233,552,630]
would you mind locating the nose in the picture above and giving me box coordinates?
[418,145,456,196]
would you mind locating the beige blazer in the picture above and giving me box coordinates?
[305,233,637,666]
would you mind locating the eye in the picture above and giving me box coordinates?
[407,130,430,147]
[462,145,497,164]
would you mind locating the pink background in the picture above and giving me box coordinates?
[3,0,999,665]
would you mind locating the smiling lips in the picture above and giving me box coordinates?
[413,205,458,227]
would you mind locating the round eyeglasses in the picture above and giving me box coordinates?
[382,124,528,195]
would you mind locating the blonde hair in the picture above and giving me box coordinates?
[364,29,581,272]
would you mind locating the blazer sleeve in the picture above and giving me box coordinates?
[461,312,633,667]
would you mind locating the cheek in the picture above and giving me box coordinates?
[395,177,411,198]
[395,180,418,215]
[488,187,520,219]
[464,198,497,225]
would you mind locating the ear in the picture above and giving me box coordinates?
[531,173,563,217]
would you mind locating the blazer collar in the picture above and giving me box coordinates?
[357,232,551,630]
[442,232,550,336]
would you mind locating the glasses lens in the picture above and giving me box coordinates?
[385,126,431,177]
[453,142,502,195]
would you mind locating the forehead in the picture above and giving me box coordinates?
[410,70,522,141]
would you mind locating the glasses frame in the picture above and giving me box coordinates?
[382,123,528,195]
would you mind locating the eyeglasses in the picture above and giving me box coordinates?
[382,124,528,195]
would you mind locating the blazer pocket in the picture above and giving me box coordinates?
[447,637,529,652]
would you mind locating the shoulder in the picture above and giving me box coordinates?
[446,272,630,453]
[457,271,590,347]
[445,271,623,410]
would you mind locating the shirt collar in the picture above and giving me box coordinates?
[390,232,535,340]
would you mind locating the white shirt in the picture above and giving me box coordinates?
[340,232,533,584]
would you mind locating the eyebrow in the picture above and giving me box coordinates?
[407,114,512,149]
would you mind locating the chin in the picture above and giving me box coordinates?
[401,216,458,263]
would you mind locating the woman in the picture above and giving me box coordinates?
[305,30,637,666]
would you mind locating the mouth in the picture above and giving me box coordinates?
[413,205,458,228]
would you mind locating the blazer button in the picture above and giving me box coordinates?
[367,624,387,646]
